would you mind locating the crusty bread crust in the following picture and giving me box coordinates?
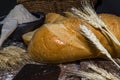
[27,13,120,63]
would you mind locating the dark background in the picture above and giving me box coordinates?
[96,0,120,16]
[0,0,16,16]
[0,0,120,16]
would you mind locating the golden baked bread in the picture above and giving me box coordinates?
[22,30,36,45]
[64,12,77,18]
[23,13,66,45]
[45,13,66,23]
[28,13,120,63]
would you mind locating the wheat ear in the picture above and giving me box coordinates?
[88,64,120,80]
[79,25,120,68]
[65,69,106,80]
[62,64,106,80]
[71,0,120,46]
[115,58,120,64]
[0,46,31,70]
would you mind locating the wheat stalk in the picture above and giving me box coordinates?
[79,25,120,68]
[88,64,120,80]
[63,63,120,80]
[71,0,120,46]
[65,68,106,80]
[0,46,31,70]
[115,58,120,64]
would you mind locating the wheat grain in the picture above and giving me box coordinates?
[88,64,120,80]
[79,25,120,68]
[71,0,120,46]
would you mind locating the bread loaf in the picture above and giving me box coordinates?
[22,30,36,45]
[27,13,120,63]
[45,13,66,23]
